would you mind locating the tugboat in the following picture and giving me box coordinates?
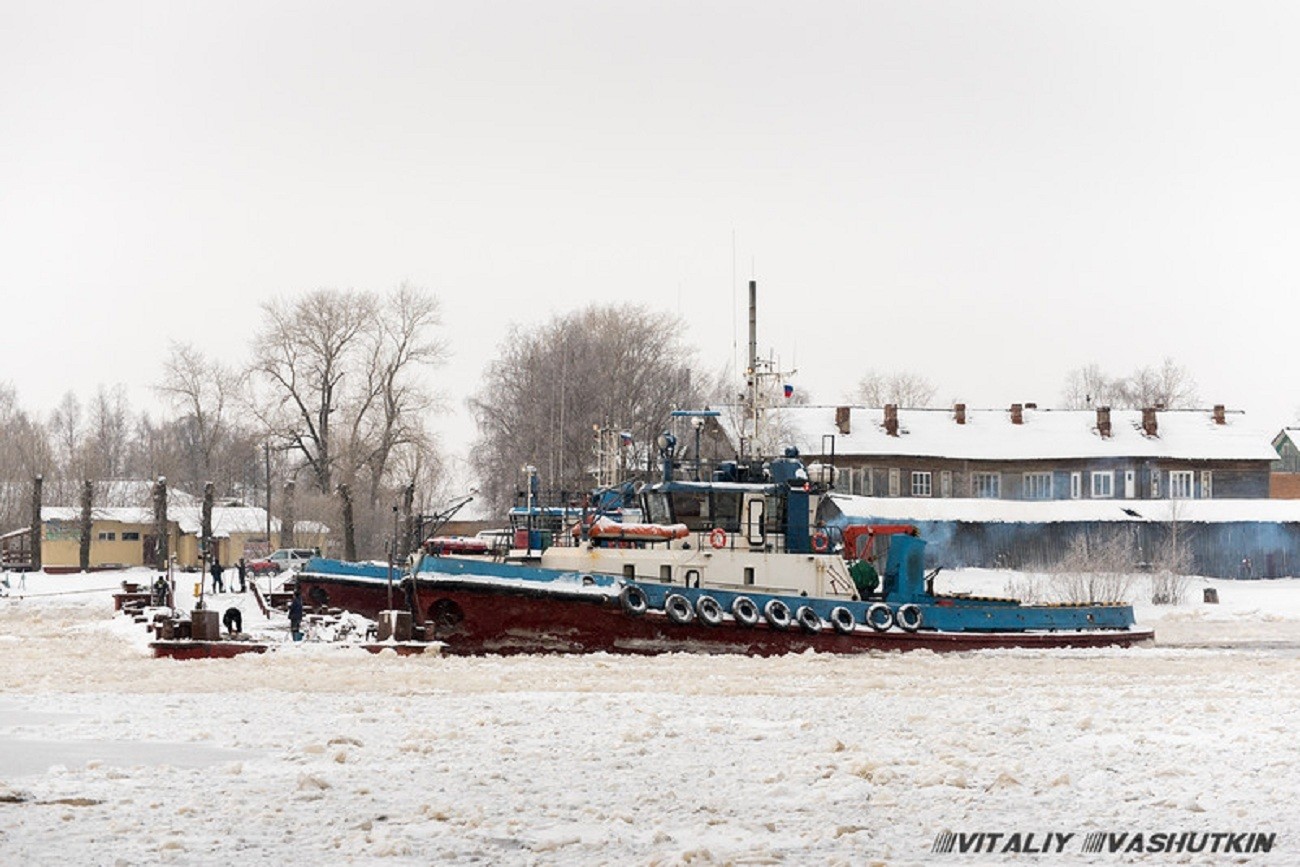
[296,441,1153,655]
[297,281,1151,654]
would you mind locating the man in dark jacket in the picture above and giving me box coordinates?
[210,558,224,593]
[288,589,304,640]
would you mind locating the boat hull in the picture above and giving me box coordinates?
[294,568,1154,656]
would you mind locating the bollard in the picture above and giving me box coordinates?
[376,610,412,642]
[191,608,221,641]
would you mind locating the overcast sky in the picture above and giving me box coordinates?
[3,1,1298,483]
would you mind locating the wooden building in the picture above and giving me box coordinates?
[746,403,1296,578]
[775,404,1274,502]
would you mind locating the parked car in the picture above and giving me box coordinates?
[247,548,318,575]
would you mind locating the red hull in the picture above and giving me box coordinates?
[294,574,1154,656]
[150,641,270,659]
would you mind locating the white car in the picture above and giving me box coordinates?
[248,548,318,575]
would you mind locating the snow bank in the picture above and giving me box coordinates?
[1,569,1298,864]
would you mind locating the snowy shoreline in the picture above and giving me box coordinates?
[2,569,1298,864]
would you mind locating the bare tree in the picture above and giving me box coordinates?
[250,285,446,558]
[469,305,703,514]
[1061,358,1198,409]
[156,342,245,488]
[1118,357,1199,409]
[1060,363,1122,409]
[849,370,937,407]
[0,384,50,530]
[252,288,374,494]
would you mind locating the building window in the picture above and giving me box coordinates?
[972,472,1001,498]
[1070,472,1082,499]
[1170,470,1194,499]
[1023,472,1053,500]
[911,471,932,497]
[122,531,140,541]
[888,468,900,497]
[940,471,952,498]
[1200,470,1213,499]
[1091,471,1113,498]
[1150,471,1160,499]
[97,531,116,541]
[861,468,874,496]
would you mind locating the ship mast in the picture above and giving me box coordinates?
[743,279,795,460]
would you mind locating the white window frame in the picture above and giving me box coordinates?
[888,468,900,497]
[1200,470,1213,499]
[1091,471,1114,498]
[1169,470,1194,499]
[940,470,952,498]
[1023,472,1053,500]
[1070,472,1082,499]
[972,472,1001,499]
[911,471,932,497]
[1150,471,1160,499]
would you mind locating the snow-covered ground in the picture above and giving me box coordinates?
[1,568,1298,865]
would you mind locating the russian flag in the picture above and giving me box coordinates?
[783,384,794,398]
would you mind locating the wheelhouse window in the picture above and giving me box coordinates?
[1023,472,1053,500]
[1091,471,1113,498]
[972,472,1000,499]
[1071,472,1082,499]
[1169,470,1194,499]
[712,491,742,532]
[644,492,672,525]
[911,471,932,497]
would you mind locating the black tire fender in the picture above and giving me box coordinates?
[866,602,894,632]
[664,593,694,625]
[731,596,760,627]
[620,585,649,616]
[695,595,724,626]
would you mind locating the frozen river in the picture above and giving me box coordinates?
[1,571,1297,865]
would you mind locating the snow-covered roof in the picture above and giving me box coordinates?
[39,504,331,538]
[759,405,1277,462]
[830,494,1300,524]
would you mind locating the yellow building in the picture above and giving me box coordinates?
[37,506,328,572]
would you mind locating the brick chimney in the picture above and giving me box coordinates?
[1096,406,1112,438]
[1142,407,1158,437]
[835,406,851,435]
[1010,403,1023,425]
[954,403,966,425]
[884,404,899,437]
[1213,404,1226,425]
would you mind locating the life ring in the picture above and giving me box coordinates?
[795,605,823,634]
[829,606,856,635]
[709,528,727,549]
[865,602,895,632]
[896,603,923,632]
[763,598,792,630]
[731,596,760,627]
[664,593,694,625]
[620,585,648,617]
[811,530,830,553]
[695,595,724,627]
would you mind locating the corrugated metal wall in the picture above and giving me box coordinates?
[885,520,1299,579]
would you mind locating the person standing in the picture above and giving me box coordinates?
[211,557,224,593]
[288,589,304,640]
[236,558,247,593]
